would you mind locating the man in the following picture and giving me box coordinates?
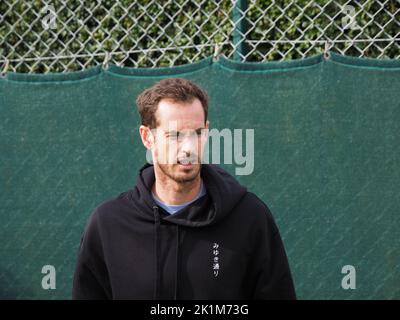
[72,78,296,300]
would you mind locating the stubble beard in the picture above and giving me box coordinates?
[157,162,202,184]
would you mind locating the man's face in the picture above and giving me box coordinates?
[147,98,208,184]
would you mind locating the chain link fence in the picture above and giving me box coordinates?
[1,0,399,73]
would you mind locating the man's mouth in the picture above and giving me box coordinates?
[177,158,198,166]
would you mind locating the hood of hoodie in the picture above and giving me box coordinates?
[129,163,247,227]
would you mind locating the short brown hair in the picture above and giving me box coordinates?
[136,78,209,128]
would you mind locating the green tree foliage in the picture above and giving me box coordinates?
[1,0,399,73]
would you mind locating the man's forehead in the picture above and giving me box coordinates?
[156,114,205,131]
[158,122,206,132]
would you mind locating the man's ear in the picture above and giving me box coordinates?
[139,125,155,150]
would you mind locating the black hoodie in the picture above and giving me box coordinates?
[72,163,296,300]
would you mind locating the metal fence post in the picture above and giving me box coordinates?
[232,0,249,61]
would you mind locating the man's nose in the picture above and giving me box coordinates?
[180,134,198,154]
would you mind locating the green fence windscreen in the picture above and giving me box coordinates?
[1,53,399,299]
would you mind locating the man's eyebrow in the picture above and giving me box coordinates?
[164,127,205,134]
[164,130,177,135]
[194,127,206,133]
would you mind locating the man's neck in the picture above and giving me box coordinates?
[152,170,202,206]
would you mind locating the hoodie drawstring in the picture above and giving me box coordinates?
[153,206,161,300]
[174,225,180,300]
[153,205,181,300]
